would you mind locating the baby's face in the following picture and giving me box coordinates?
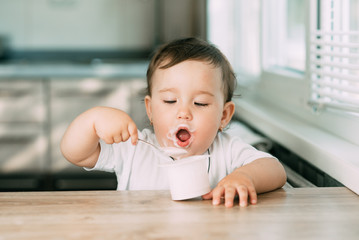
[145,60,233,157]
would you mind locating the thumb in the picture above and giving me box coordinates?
[128,122,138,145]
[201,190,213,200]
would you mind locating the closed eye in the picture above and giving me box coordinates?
[194,102,208,107]
[164,100,176,104]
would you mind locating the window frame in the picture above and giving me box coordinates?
[207,0,359,194]
[254,0,359,146]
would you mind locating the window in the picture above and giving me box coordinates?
[262,0,306,72]
[309,0,359,114]
[207,0,359,146]
[207,0,260,79]
[207,0,359,194]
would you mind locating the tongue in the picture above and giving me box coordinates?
[177,129,191,142]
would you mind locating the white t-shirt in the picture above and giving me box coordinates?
[85,129,276,190]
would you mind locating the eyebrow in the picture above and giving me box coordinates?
[158,88,215,97]
[158,88,176,93]
[196,90,215,97]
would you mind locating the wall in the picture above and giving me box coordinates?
[0,0,156,51]
[0,0,206,54]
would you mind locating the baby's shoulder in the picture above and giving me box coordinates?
[212,132,247,151]
[215,131,245,143]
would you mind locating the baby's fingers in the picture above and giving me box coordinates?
[237,185,249,207]
[224,187,236,208]
[113,135,123,143]
[201,191,213,200]
[248,186,258,205]
[211,186,225,206]
[128,122,138,145]
[237,185,257,207]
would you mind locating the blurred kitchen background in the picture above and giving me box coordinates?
[0,0,206,61]
[1,0,355,192]
[0,0,207,191]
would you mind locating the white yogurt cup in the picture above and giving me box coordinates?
[160,155,211,200]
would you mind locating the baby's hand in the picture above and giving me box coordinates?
[202,169,257,208]
[93,107,138,145]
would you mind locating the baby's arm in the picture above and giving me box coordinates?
[60,106,138,168]
[202,157,286,208]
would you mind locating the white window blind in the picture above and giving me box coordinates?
[309,0,359,114]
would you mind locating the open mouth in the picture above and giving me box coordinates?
[166,124,195,149]
[175,128,192,147]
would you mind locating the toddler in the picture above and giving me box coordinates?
[61,37,286,208]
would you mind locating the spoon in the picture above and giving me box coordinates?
[137,139,187,159]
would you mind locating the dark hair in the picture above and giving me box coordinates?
[146,37,236,103]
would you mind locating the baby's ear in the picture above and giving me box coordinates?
[221,101,235,128]
[144,95,152,121]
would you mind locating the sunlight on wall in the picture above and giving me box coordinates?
[207,0,260,76]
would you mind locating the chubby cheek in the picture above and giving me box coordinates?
[152,114,173,146]
[194,122,219,149]
[154,127,171,146]
[190,114,221,154]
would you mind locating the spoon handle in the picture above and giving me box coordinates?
[137,139,161,151]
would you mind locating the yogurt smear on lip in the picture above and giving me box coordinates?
[167,124,195,149]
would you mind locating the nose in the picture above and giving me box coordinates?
[176,105,193,121]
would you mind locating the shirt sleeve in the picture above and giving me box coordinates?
[84,139,117,173]
[228,134,277,169]
[83,129,145,174]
